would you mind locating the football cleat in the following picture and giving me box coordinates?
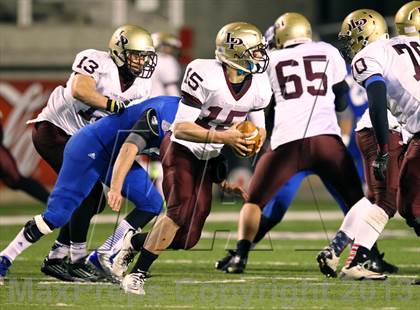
[340,262,387,281]
[0,255,12,285]
[412,278,420,285]
[112,229,138,278]
[67,256,102,282]
[339,246,387,281]
[369,247,398,274]
[41,256,75,282]
[316,247,339,278]
[215,250,237,270]
[87,250,119,283]
[121,272,146,295]
[222,254,247,274]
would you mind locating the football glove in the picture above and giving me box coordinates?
[106,97,128,114]
[372,151,389,181]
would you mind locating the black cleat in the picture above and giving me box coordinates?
[215,250,236,270]
[222,254,247,274]
[370,247,398,274]
[68,256,103,282]
[41,256,75,282]
[412,278,420,285]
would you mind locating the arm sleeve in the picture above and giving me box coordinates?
[366,77,389,148]
[125,108,159,153]
[332,80,350,112]
[71,49,103,82]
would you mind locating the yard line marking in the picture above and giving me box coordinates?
[176,279,247,284]
[0,211,405,226]
[38,281,113,285]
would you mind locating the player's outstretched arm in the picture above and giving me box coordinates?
[108,142,138,212]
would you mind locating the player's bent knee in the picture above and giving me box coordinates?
[23,215,54,243]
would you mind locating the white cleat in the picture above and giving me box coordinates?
[121,273,146,295]
[340,262,387,281]
[111,229,138,278]
[316,247,340,278]
[0,276,4,286]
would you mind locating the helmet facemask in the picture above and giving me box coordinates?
[238,42,269,74]
[124,49,157,78]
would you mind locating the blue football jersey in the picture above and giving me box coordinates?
[86,96,179,157]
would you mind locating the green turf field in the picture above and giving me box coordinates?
[0,200,419,309]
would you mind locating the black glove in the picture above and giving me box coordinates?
[106,97,128,114]
[372,151,389,181]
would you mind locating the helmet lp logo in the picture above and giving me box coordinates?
[349,18,368,33]
[116,31,129,47]
[226,32,243,49]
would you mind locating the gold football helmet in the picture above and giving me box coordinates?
[152,32,182,50]
[215,22,269,74]
[274,12,312,49]
[395,1,420,37]
[109,25,157,78]
[338,9,388,62]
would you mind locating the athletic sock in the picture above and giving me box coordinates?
[130,248,158,274]
[329,230,352,256]
[0,228,33,262]
[131,232,148,251]
[354,204,388,250]
[48,240,70,259]
[236,239,252,259]
[70,242,87,262]
[339,197,372,239]
[345,243,360,268]
[97,220,133,255]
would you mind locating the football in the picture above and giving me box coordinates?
[235,120,261,157]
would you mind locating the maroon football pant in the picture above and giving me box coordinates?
[248,135,363,208]
[398,134,420,220]
[160,134,213,250]
[356,129,403,217]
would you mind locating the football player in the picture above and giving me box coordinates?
[0,96,178,286]
[26,25,157,281]
[318,3,419,281]
[111,22,272,295]
[150,32,182,97]
[221,12,368,275]
[0,111,49,203]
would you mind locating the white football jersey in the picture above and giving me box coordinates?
[171,59,272,159]
[150,53,181,97]
[28,49,151,135]
[352,36,420,134]
[266,41,347,149]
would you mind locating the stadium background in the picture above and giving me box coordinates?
[0,0,408,203]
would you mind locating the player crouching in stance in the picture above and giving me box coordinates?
[318,3,420,281]
[0,96,181,285]
[110,22,272,295]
